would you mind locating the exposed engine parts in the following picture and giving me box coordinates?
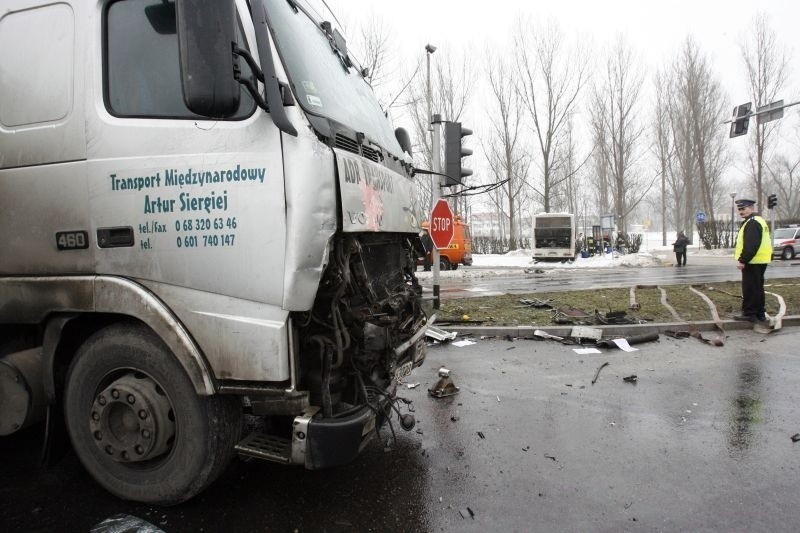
[294,234,427,422]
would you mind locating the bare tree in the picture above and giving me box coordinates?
[766,153,800,220]
[514,19,589,213]
[589,37,649,232]
[741,13,790,206]
[656,38,730,245]
[482,51,531,249]
[681,38,729,243]
[353,13,394,105]
[652,69,674,245]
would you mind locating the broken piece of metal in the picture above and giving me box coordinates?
[429,367,460,398]
[622,374,638,383]
[426,325,458,342]
[533,329,564,341]
[791,433,800,443]
[591,362,610,385]
[570,326,603,342]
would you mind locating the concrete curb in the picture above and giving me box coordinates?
[437,315,800,339]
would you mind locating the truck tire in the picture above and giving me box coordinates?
[440,257,451,270]
[63,323,241,505]
[451,263,459,271]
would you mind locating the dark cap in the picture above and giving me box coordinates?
[735,199,756,207]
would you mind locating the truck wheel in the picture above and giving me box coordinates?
[781,247,794,260]
[451,263,459,271]
[440,257,451,270]
[63,323,241,505]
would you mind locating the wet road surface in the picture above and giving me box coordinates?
[424,259,799,298]
[2,329,800,531]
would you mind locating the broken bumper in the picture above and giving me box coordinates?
[303,403,386,469]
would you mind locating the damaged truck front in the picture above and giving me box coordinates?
[0,0,428,504]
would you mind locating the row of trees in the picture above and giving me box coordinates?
[350,12,796,250]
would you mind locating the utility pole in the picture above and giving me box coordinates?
[730,192,736,247]
[425,44,442,309]
[431,114,442,309]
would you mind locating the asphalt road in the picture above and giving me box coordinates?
[2,328,799,532]
[425,257,800,298]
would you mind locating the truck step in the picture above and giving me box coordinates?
[234,431,291,464]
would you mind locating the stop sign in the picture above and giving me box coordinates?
[429,199,455,249]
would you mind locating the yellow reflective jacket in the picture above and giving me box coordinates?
[735,215,771,264]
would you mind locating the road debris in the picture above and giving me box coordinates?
[406,383,420,389]
[517,298,554,309]
[592,362,610,385]
[452,339,476,347]
[450,416,459,422]
[594,309,645,325]
[688,324,724,347]
[459,507,475,520]
[429,368,460,398]
[664,329,690,339]
[477,431,485,439]
[426,324,458,342]
[622,374,638,383]
[544,454,557,461]
[574,347,602,355]
[552,306,593,325]
[597,332,658,350]
[522,445,531,452]
[791,433,800,443]
[570,326,603,342]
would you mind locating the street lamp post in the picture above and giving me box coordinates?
[425,44,437,206]
[730,192,736,247]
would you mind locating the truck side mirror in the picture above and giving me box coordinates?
[175,0,240,118]
[395,127,412,157]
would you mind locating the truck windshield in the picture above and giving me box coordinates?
[263,0,403,157]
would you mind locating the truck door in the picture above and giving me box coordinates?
[88,0,286,305]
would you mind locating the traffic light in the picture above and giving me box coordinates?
[444,121,472,187]
[729,102,752,138]
[767,193,777,209]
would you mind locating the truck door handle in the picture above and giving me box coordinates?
[97,227,134,248]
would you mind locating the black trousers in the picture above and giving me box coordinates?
[674,252,686,266]
[741,263,767,317]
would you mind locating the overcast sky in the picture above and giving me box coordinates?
[326,0,799,214]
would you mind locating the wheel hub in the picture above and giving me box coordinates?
[90,372,175,463]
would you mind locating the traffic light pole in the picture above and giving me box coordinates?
[431,114,442,310]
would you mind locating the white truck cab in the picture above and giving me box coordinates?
[0,0,428,504]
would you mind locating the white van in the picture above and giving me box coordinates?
[0,0,428,504]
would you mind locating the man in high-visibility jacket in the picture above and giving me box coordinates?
[733,198,772,322]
